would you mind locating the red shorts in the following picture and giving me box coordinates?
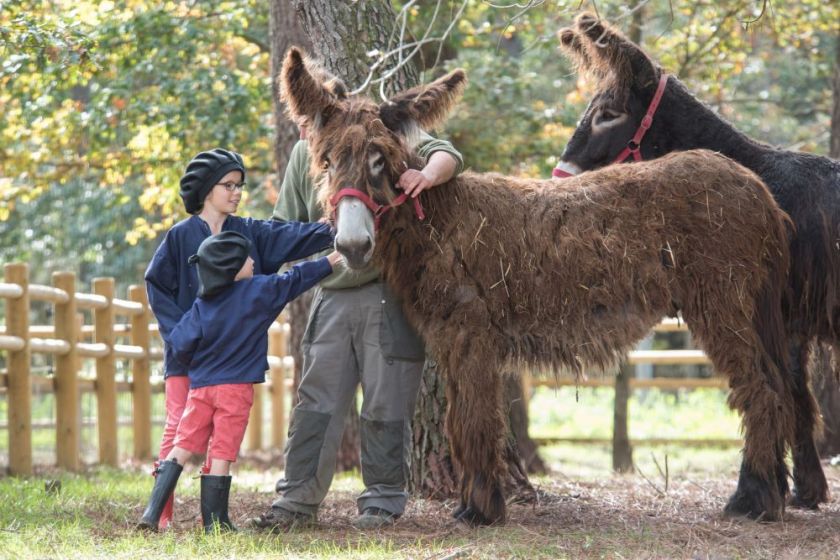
[173,384,254,462]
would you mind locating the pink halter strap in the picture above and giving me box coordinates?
[552,73,669,178]
[329,188,425,230]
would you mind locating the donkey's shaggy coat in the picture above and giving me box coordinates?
[280,48,794,525]
[557,13,840,516]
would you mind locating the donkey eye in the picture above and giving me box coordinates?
[368,153,384,175]
[592,108,627,130]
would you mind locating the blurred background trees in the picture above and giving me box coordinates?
[3,0,837,289]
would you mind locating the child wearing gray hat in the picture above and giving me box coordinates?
[139,231,342,533]
[144,148,334,529]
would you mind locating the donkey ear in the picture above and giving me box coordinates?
[379,69,467,141]
[574,13,658,90]
[280,47,341,130]
[557,28,594,73]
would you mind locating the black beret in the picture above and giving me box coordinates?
[188,231,252,298]
[179,149,246,214]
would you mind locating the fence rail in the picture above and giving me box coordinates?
[1,262,731,476]
[0,263,295,475]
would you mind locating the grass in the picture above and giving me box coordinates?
[2,387,840,558]
[2,463,840,559]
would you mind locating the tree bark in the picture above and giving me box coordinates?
[409,359,459,498]
[830,32,840,160]
[293,0,418,95]
[269,0,311,178]
[505,374,547,474]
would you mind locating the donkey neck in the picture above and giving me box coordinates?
[661,81,770,172]
[373,181,460,298]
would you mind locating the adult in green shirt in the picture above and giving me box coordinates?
[251,125,463,531]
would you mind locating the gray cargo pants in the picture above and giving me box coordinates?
[273,282,425,516]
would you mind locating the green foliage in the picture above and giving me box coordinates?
[1,0,273,287]
[0,0,837,289]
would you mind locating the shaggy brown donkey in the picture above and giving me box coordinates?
[556,13,840,516]
[279,47,795,525]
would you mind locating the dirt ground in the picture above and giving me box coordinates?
[148,459,840,559]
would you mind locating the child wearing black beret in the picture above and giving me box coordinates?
[144,149,335,529]
[139,232,341,533]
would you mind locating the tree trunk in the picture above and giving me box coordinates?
[269,0,311,178]
[293,0,418,94]
[409,359,459,498]
[812,345,840,457]
[830,32,840,160]
[505,374,546,474]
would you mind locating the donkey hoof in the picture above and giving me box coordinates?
[454,506,493,527]
[788,491,820,511]
[724,492,782,522]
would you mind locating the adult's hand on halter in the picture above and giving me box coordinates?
[397,168,433,198]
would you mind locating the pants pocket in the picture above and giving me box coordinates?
[379,287,425,362]
[301,289,325,353]
[284,409,331,481]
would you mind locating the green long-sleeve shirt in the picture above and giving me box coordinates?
[273,134,464,289]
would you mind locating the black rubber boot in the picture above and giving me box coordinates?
[201,475,236,533]
[137,459,183,532]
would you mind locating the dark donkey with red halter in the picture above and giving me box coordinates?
[555,13,840,519]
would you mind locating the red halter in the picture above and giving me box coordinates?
[552,73,669,179]
[329,188,425,230]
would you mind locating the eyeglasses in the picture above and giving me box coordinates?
[216,181,247,193]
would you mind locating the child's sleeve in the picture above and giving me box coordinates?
[144,234,183,340]
[168,307,203,369]
[248,219,334,273]
[264,257,334,314]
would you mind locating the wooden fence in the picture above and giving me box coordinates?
[0,262,293,475]
[0,262,735,476]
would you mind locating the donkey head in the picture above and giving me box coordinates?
[280,47,466,269]
[556,13,666,174]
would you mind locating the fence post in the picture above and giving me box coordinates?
[93,278,118,466]
[54,271,80,471]
[129,285,152,460]
[612,363,633,473]
[6,263,32,475]
[269,323,287,451]
[246,384,263,451]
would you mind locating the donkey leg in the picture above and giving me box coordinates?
[721,362,789,521]
[788,338,829,509]
[444,362,508,526]
[690,322,789,520]
[725,442,788,521]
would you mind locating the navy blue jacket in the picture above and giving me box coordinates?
[169,258,333,389]
[145,215,333,377]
